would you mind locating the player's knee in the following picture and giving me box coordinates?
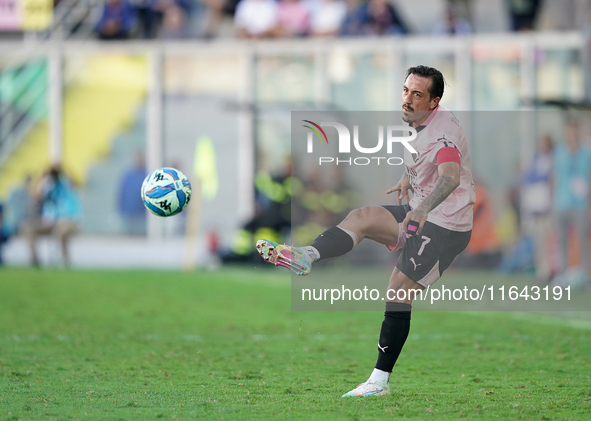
[345,206,376,226]
[386,273,424,303]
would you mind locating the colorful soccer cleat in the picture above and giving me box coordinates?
[255,239,312,276]
[341,381,390,397]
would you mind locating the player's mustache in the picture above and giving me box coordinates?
[403,104,414,112]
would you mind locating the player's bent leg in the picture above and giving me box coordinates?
[256,206,400,275]
[338,206,400,247]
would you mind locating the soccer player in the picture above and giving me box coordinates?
[256,65,475,397]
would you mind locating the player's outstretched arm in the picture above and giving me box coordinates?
[402,161,460,236]
[386,172,414,204]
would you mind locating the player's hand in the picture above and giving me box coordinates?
[386,177,414,204]
[402,208,428,238]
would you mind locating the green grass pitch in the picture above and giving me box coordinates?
[1,267,590,420]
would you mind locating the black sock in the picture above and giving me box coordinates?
[310,226,354,261]
[375,302,411,373]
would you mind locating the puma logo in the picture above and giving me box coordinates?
[410,257,421,271]
[378,343,388,353]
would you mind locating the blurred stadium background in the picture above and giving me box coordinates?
[0,0,590,278]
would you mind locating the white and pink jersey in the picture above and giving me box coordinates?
[404,106,475,232]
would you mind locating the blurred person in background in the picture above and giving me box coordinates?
[234,0,279,38]
[95,0,138,40]
[200,0,239,38]
[454,180,501,269]
[6,175,35,236]
[0,203,8,266]
[276,0,310,37]
[221,159,294,263]
[340,0,363,36]
[22,164,81,268]
[506,0,541,31]
[118,152,147,236]
[521,134,554,283]
[130,0,162,38]
[159,0,190,38]
[432,3,471,36]
[291,166,358,247]
[358,0,409,36]
[310,0,346,37]
[553,120,591,283]
[447,0,471,21]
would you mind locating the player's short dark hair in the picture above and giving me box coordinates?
[405,65,445,100]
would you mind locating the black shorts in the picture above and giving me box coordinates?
[382,204,472,287]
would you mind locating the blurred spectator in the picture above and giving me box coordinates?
[130,0,162,38]
[276,0,310,37]
[455,180,502,269]
[340,0,364,36]
[506,0,541,31]
[432,3,471,36]
[521,134,554,283]
[118,153,147,236]
[310,0,346,37]
[0,203,8,266]
[447,0,471,22]
[96,0,137,40]
[553,121,591,281]
[292,165,358,246]
[200,0,237,39]
[234,0,279,38]
[358,0,408,36]
[160,0,190,38]
[221,159,294,263]
[507,164,522,231]
[22,164,81,267]
[6,175,35,236]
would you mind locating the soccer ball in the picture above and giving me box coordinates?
[141,167,192,217]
